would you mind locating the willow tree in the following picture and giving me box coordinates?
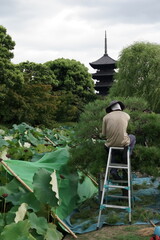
[110,42,160,113]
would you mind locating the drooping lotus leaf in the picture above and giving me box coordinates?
[20,192,42,212]
[33,168,59,207]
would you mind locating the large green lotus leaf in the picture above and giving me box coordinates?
[12,123,34,133]
[0,219,36,240]
[5,206,19,225]
[26,132,39,146]
[44,223,63,240]
[55,171,79,220]
[0,177,25,192]
[20,192,42,212]
[7,191,24,205]
[33,168,59,207]
[28,212,48,235]
[0,139,9,147]
[0,213,5,227]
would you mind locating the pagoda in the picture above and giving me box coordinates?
[89,31,117,95]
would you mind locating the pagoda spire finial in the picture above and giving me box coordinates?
[104,30,107,55]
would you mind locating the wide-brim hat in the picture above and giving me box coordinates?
[106,100,125,113]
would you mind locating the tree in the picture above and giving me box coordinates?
[0,26,24,122]
[16,61,58,86]
[45,58,96,102]
[53,91,84,122]
[109,42,160,113]
[0,25,24,88]
[0,25,15,60]
[2,84,59,127]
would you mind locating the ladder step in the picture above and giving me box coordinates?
[105,184,129,189]
[103,204,129,210]
[109,164,128,169]
[110,180,128,184]
[107,195,128,199]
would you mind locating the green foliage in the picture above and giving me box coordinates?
[69,96,160,176]
[1,220,36,240]
[133,145,160,176]
[70,140,107,175]
[16,61,58,86]
[0,59,24,87]
[0,122,72,162]
[33,168,59,207]
[28,212,48,235]
[0,26,24,88]
[0,168,63,239]
[0,25,15,60]
[45,223,63,240]
[128,111,160,146]
[0,84,58,127]
[54,90,84,122]
[110,41,160,113]
[45,58,96,102]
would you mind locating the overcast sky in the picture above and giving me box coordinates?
[1,0,160,72]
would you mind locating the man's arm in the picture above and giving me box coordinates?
[101,117,106,137]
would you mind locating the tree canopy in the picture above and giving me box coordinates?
[110,42,160,113]
[45,58,95,102]
[0,25,15,60]
[16,61,58,86]
[0,25,24,88]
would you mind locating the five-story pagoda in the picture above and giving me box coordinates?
[89,31,117,95]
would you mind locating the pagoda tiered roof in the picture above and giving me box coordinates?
[90,54,116,69]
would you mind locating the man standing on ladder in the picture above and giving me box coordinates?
[102,100,136,181]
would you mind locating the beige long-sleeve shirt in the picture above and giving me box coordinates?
[102,110,130,147]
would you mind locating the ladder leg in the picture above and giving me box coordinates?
[127,147,132,223]
[97,148,112,229]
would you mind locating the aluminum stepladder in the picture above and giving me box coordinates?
[97,146,132,229]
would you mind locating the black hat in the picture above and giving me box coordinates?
[106,100,125,113]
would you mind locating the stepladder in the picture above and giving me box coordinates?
[97,146,132,229]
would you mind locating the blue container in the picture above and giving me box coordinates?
[154,227,160,236]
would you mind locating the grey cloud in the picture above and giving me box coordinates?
[71,0,160,25]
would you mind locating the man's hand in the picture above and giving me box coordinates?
[99,133,105,139]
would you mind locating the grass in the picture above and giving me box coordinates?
[64,225,153,240]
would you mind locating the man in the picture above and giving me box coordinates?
[102,100,136,180]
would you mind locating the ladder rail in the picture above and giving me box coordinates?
[97,147,112,227]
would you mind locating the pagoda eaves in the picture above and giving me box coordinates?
[90,54,116,69]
